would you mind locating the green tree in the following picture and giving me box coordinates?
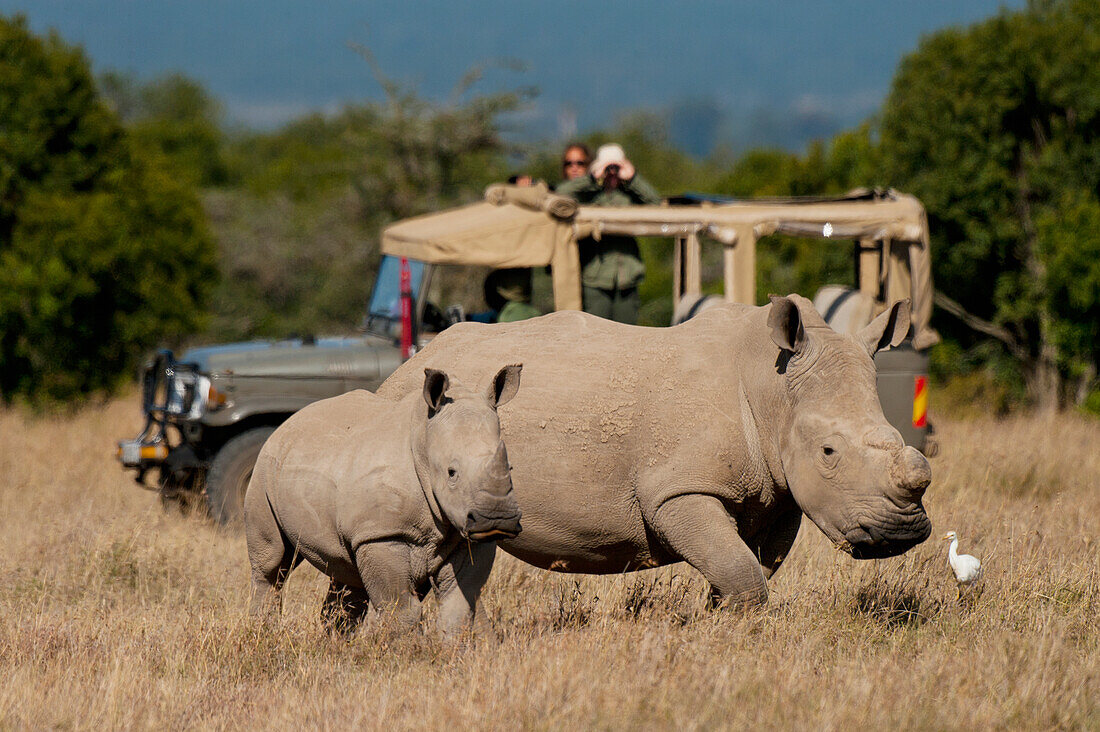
[1035,191,1100,405]
[346,61,528,221]
[205,61,527,340]
[100,72,229,187]
[879,0,1100,408]
[0,15,216,402]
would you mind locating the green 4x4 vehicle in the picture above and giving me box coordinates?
[118,184,939,523]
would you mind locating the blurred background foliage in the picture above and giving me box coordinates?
[0,16,216,402]
[1,0,1098,411]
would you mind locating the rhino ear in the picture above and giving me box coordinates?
[423,368,450,414]
[767,295,806,354]
[858,299,911,356]
[488,364,522,408]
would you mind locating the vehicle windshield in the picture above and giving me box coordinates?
[365,255,426,336]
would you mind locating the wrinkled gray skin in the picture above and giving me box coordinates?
[245,365,523,637]
[377,295,931,607]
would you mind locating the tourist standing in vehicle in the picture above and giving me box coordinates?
[559,143,591,184]
[555,143,661,324]
[486,268,540,322]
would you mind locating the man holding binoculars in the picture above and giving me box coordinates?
[555,143,661,324]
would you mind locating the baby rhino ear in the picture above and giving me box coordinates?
[423,368,450,413]
[858,299,911,356]
[487,364,522,408]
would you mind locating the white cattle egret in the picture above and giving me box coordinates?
[943,530,982,598]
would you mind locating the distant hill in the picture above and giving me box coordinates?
[2,0,1024,152]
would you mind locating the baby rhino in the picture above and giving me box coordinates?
[245,364,523,638]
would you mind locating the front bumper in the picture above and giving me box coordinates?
[117,440,169,468]
[117,350,211,484]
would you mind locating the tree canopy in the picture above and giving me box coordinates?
[0,15,217,402]
[100,71,229,187]
[879,0,1100,408]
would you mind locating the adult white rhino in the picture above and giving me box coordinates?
[378,294,931,606]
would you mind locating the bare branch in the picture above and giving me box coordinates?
[933,292,1029,361]
[347,42,401,103]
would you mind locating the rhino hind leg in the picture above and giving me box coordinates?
[247,539,303,621]
[245,486,303,620]
[647,493,769,608]
[320,580,370,636]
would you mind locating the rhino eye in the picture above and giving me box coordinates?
[821,445,841,469]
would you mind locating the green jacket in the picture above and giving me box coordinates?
[497,300,540,323]
[555,173,662,291]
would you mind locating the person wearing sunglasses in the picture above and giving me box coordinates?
[555,142,661,325]
[560,143,592,183]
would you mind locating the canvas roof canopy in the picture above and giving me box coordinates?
[381,182,583,310]
[381,200,567,268]
[380,185,937,347]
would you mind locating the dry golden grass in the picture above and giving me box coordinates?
[1,396,1098,730]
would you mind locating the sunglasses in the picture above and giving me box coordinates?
[563,159,589,167]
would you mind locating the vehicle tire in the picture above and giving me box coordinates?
[159,468,205,517]
[205,427,276,526]
[670,293,723,325]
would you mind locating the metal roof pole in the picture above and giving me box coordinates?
[727,226,756,305]
[858,239,881,302]
[685,232,702,296]
[673,236,684,313]
[885,238,913,307]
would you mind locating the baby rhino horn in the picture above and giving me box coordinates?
[489,441,510,480]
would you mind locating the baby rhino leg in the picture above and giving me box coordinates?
[320,580,370,636]
[245,488,302,621]
[354,541,422,634]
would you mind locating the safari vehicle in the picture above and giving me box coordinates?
[118,184,938,522]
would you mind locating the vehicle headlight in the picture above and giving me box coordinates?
[165,369,211,419]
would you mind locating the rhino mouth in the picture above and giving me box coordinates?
[464,511,522,543]
[840,505,931,559]
[467,527,520,542]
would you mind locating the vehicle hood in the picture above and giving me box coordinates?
[180,335,394,377]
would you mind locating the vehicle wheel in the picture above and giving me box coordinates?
[159,468,205,516]
[205,427,276,526]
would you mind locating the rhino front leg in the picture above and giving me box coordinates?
[354,541,423,633]
[433,540,498,642]
[648,493,768,607]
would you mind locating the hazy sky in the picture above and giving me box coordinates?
[3,1,1024,145]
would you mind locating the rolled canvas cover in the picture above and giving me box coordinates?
[381,199,581,311]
